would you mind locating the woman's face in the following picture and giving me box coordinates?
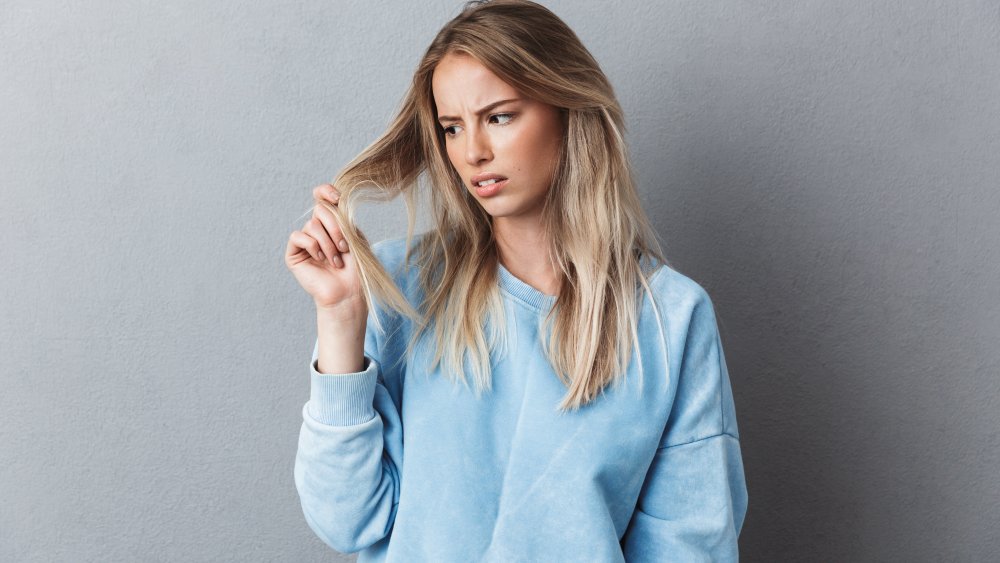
[431,52,564,222]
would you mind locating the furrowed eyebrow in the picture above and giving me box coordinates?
[437,98,521,124]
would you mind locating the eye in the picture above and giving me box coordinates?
[489,113,515,126]
[442,124,462,137]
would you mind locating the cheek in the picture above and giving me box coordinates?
[526,136,561,184]
[520,128,561,173]
[443,141,462,170]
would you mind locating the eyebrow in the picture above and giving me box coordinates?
[437,98,521,124]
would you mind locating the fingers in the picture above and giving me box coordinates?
[286,230,325,264]
[312,200,351,256]
[303,214,343,268]
[312,183,340,205]
[312,184,349,248]
[284,183,349,269]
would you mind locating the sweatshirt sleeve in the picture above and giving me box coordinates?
[621,287,748,562]
[293,306,406,555]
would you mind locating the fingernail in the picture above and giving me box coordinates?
[337,240,348,252]
[317,251,324,261]
[333,255,343,268]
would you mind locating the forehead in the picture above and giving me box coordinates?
[431,52,520,108]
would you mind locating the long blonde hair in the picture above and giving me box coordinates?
[310,0,671,411]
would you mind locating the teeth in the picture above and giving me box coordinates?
[477,179,499,187]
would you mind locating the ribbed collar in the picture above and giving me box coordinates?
[497,262,557,313]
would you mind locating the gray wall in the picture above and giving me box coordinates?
[2,1,997,561]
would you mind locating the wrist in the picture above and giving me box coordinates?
[314,299,368,325]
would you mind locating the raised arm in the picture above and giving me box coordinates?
[286,184,407,554]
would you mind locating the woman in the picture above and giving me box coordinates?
[285,1,748,561]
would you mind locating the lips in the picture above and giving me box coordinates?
[470,173,508,188]
[474,177,507,197]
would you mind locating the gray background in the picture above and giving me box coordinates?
[2,0,997,561]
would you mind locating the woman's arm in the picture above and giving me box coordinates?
[294,298,407,554]
[620,288,749,562]
[315,307,366,375]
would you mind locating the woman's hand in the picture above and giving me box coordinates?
[285,184,367,319]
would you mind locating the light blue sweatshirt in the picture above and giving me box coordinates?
[294,234,748,562]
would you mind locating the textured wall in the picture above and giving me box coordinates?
[2,1,998,561]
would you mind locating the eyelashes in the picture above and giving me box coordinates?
[442,113,515,137]
[490,113,515,126]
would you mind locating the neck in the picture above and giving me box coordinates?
[493,217,560,297]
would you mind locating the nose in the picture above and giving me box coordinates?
[464,125,492,166]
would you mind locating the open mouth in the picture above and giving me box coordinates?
[471,174,508,188]
[475,178,508,197]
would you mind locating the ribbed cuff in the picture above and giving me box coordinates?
[307,355,379,426]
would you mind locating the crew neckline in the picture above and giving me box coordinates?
[497,262,557,312]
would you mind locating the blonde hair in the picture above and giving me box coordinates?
[310,0,671,411]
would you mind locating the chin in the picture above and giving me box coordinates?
[481,204,531,220]
[477,204,505,217]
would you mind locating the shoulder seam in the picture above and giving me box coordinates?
[658,431,739,450]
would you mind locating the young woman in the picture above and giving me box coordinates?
[284,1,748,560]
